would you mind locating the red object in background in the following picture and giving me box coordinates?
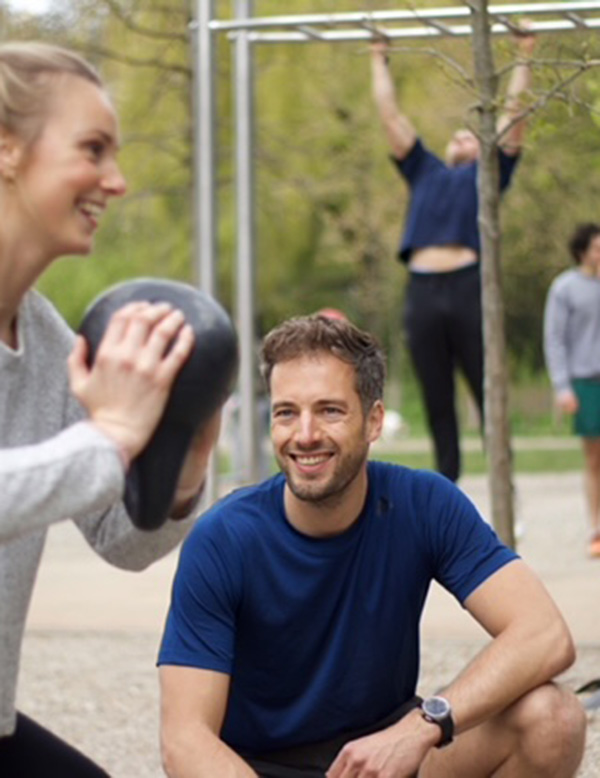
[316,307,348,322]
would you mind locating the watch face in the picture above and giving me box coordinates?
[423,696,450,718]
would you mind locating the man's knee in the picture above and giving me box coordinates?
[508,684,586,770]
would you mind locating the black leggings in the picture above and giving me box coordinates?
[404,263,484,482]
[0,713,110,777]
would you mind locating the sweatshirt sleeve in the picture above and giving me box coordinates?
[0,418,196,571]
[0,421,125,544]
[0,289,196,566]
[543,278,572,393]
[62,399,197,572]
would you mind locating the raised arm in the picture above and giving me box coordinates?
[160,666,258,778]
[497,26,536,154]
[370,40,418,160]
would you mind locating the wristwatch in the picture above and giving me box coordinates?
[420,695,454,748]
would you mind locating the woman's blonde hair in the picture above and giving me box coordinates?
[0,41,104,145]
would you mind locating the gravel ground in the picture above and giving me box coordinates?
[17,632,600,777]
[15,470,600,776]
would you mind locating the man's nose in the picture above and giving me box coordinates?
[295,411,319,444]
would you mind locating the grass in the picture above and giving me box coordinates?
[221,439,583,481]
[379,374,584,474]
[220,374,584,480]
[387,371,576,436]
[375,445,583,475]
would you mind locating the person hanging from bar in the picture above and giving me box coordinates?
[369,25,536,482]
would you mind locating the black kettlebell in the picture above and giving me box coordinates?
[78,278,239,530]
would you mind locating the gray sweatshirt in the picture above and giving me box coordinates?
[0,290,196,736]
[543,268,600,393]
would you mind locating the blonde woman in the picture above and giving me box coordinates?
[0,42,219,774]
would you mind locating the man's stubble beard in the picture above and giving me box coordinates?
[278,442,370,510]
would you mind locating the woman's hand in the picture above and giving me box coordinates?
[68,301,194,466]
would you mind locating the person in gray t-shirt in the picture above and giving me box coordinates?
[0,42,222,775]
[544,223,600,558]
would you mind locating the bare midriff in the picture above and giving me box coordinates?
[408,245,478,273]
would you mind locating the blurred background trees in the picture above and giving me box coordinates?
[4,0,600,435]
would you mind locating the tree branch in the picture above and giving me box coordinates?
[495,58,600,145]
[97,0,191,43]
[72,42,192,77]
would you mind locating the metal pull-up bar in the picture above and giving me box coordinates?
[196,0,595,492]
[209,1,600,42]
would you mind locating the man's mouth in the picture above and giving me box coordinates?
[289,452,334,476]
[294,454,331,467]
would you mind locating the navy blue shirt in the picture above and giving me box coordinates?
[158,461,517,754]
[393,139,520,263]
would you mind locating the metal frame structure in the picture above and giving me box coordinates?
[211,2,600,42]
[194,1,598,491]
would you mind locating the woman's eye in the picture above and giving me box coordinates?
[86,141,105,159]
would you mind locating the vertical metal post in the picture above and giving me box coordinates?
[193,0,219,502]
[195,0,217,294]
[234,0,261,483]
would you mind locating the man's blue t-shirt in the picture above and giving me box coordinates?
[158,461,517,754]
[393,139,520,263]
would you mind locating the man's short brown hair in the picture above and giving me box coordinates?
[260,315,386,415]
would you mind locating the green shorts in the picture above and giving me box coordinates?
[573,378,600,437]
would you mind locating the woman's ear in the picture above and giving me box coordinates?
[0,128,23,181]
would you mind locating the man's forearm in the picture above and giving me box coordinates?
[162,730,258,778]
[505,59,532,114]
[371,48,398,120]
[497,34,535,149]
[370,46,417,159]
[439,614,574,736]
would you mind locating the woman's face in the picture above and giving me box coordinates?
[8,73,127,259]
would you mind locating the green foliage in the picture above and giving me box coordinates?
[25,0,197,327]
[8,0,600,378]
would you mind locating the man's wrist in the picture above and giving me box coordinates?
[420,695,455,748]
[405,708,446,749]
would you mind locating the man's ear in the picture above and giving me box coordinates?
[366,400,385,444]
[0,127,23,181]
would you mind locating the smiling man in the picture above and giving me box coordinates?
[158,314,585,778]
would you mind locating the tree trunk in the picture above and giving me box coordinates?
[470,0,515,548]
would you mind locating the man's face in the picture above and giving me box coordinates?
[445,129,480,166]
[582,234,600,272]
[269,353,383,506]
